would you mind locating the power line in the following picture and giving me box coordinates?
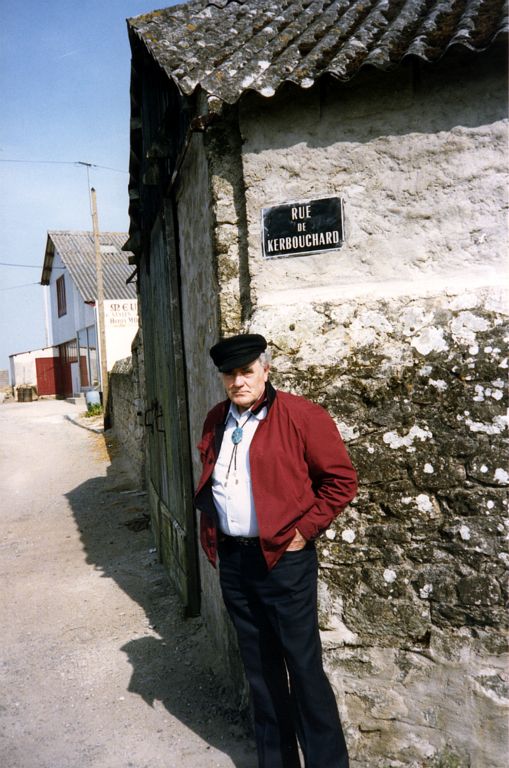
[0,281,40,292]
[0,262,64,269]
[0,158,128,174]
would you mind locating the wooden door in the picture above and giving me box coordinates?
[57,344,73,397]
[35,357,59,396]
[140,203,199,615]
[79,355,89,388]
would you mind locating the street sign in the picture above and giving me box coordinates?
[261,197,344,260]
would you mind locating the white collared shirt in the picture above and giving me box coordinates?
[211,402,267,537]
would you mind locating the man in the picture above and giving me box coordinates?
[195,333,357,768]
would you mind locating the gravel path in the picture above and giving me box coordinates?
[0,399,257,768]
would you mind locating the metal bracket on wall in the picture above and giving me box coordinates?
[155,403,165,434]
[144,402,156,433]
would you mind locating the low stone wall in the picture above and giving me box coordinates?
[109,333,145,487]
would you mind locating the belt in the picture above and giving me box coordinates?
[220,534,260,547]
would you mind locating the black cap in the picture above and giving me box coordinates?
[210,333,267,372]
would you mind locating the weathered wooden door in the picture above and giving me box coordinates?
[57,343,73,397]
[140,201,199,615]
[35,357,59,396]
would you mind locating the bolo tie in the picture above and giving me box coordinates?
[224,395,267,486]
[225,410,255,486]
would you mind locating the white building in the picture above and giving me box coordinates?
[39,231,138,397]
[9,346,58,394]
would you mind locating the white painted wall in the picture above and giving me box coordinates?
[9,347,58,388]
[239,52,508,309]
[46,250,95,346]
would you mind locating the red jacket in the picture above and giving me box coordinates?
[195,382,357,570]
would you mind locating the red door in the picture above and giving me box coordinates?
[35,357,60,396]
[58,342,75,397]
[79,355,89,387]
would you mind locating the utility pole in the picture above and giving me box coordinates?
[90,188,108,408]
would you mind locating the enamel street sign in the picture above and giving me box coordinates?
[261,197,344,259]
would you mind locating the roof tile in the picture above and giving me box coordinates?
[129,0,508,104]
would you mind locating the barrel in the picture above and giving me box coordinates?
[17,387,33,402]
[85,390,101,409]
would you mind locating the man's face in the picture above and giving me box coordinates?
[222,358,269,413]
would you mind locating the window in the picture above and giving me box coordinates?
[56,275,67,317]
[59,340,78,364]
[77,326,98,388]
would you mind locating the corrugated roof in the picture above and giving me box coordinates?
[41,232,137,301]
[128,0,508,105]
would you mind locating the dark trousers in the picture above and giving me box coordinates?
[218,539,349,768]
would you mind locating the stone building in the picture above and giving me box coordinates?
[125,1,508,765]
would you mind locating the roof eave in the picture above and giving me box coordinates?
[40,234,55,286]
[127,2,509,107]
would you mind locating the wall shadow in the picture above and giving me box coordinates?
[65,433,257,767]
[239,43,508,153]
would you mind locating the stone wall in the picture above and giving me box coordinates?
[109,330,145,487]
[240,48,507,305]
[220,45,508,767]
[177,126,247,694]
[256,289,507,767]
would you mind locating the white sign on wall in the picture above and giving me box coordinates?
[104,300,139,371]
[105,300,138,329]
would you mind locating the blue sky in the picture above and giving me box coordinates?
[0,0,177,376]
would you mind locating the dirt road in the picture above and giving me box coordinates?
[0,399,256,768]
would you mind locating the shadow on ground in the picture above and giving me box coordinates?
[65,431,256,768]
